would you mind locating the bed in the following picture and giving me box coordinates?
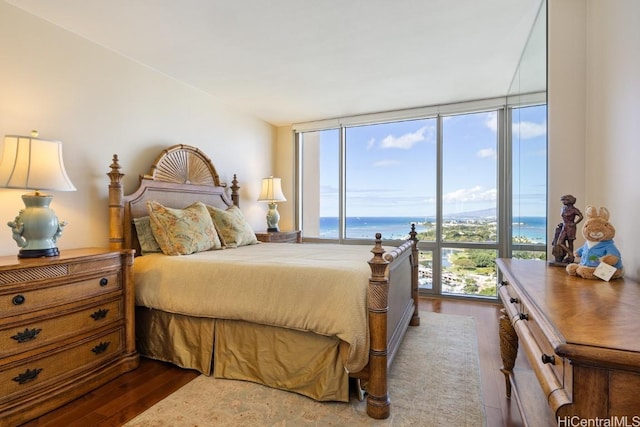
[106,144,420,419]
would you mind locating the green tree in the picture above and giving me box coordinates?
[463,283,479,294]
[468,250,496,268]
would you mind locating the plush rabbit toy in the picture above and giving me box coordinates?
[566,206,624,280]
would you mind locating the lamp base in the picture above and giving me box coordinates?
[7,193,67,258]
[18,247,60,259]
[265,202,281,234]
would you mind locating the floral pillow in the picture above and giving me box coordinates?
[207,205,258,248]
[147,201,222,255]
[133,216,162,255]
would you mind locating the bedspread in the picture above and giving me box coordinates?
[133,243,376,372]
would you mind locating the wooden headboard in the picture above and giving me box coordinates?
[107,144,240,254]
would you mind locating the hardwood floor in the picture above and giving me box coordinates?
[420,298,524,427]
[18,297,524,427]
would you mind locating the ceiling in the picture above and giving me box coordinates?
[6,0,544,126]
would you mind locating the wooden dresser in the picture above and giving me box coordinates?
[0,248,139,426]
[497,258,640,426]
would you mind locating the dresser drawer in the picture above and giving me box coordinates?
[500,285,566,406]
[511,313,565,399]
[0,254,122,286]
[498,281,522,318]
[0,272,121,319]
[0,299,123,359]
[519,301,567,393]
[0,328,124,403]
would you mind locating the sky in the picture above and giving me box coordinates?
[314,105,547,218]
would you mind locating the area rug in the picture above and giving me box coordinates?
[124,312,485,426]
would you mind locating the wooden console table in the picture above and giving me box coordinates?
[497,258,640,426]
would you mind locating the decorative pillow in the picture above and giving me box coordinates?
[133,216,162,255]
[147,201,222,255]
[207,205,258,248]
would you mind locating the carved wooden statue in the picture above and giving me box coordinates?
[550,194,583,266]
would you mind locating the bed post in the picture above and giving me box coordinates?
[367,233,390,419]
[231,174,240,207]
[409,223,421,326]
[107,154,125,250]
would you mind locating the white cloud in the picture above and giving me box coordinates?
[366,137,375,150]
[513,120,547,139]
[380,126,428,149]
[443,186,497,203]
[484,111,497,133]
[477,148,496,159]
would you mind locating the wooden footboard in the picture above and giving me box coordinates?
[364,226,420,419]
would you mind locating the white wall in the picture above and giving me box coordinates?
[0,2,275,257]
[547,0,587,256]
[584,0,640,280]
[274,126,296,232]
[549,0,639,280]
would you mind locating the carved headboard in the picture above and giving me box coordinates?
[107,144,240,254]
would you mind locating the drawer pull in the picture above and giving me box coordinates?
[91,341,111,355]
[13,367,43,385]
[11,327,42,343]
[12,295,25,305]
[90,308,110,321]
[541,353,556,365]
[99,278,109,287]
[518,313,529,321]
[510,297,519,304]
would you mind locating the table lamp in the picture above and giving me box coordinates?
[0,132,76,258]
[257,176,286,232]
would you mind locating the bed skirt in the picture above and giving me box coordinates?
[135,307,350,401]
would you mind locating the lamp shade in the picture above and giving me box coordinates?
[257,176,286,203]
[0,134,76,192]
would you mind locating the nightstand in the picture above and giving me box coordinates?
[0,248,139,426]
[255,230,302,243]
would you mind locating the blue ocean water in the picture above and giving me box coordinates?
[511,216,547,243]
[319,216,547,243]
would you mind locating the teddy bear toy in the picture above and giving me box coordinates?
[566,205,623,280]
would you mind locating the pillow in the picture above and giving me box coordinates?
[206,205,258,248]
[147,201,222,255]
[133,216,162,255]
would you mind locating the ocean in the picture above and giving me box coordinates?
[318,216,547,243]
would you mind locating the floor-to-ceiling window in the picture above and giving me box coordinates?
[295,97,547,300]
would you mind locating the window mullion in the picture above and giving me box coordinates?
[499,107,512,258]
[432,114,443,295]
[339,126,346,243]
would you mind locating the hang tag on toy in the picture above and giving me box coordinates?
[594,262,617,281]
